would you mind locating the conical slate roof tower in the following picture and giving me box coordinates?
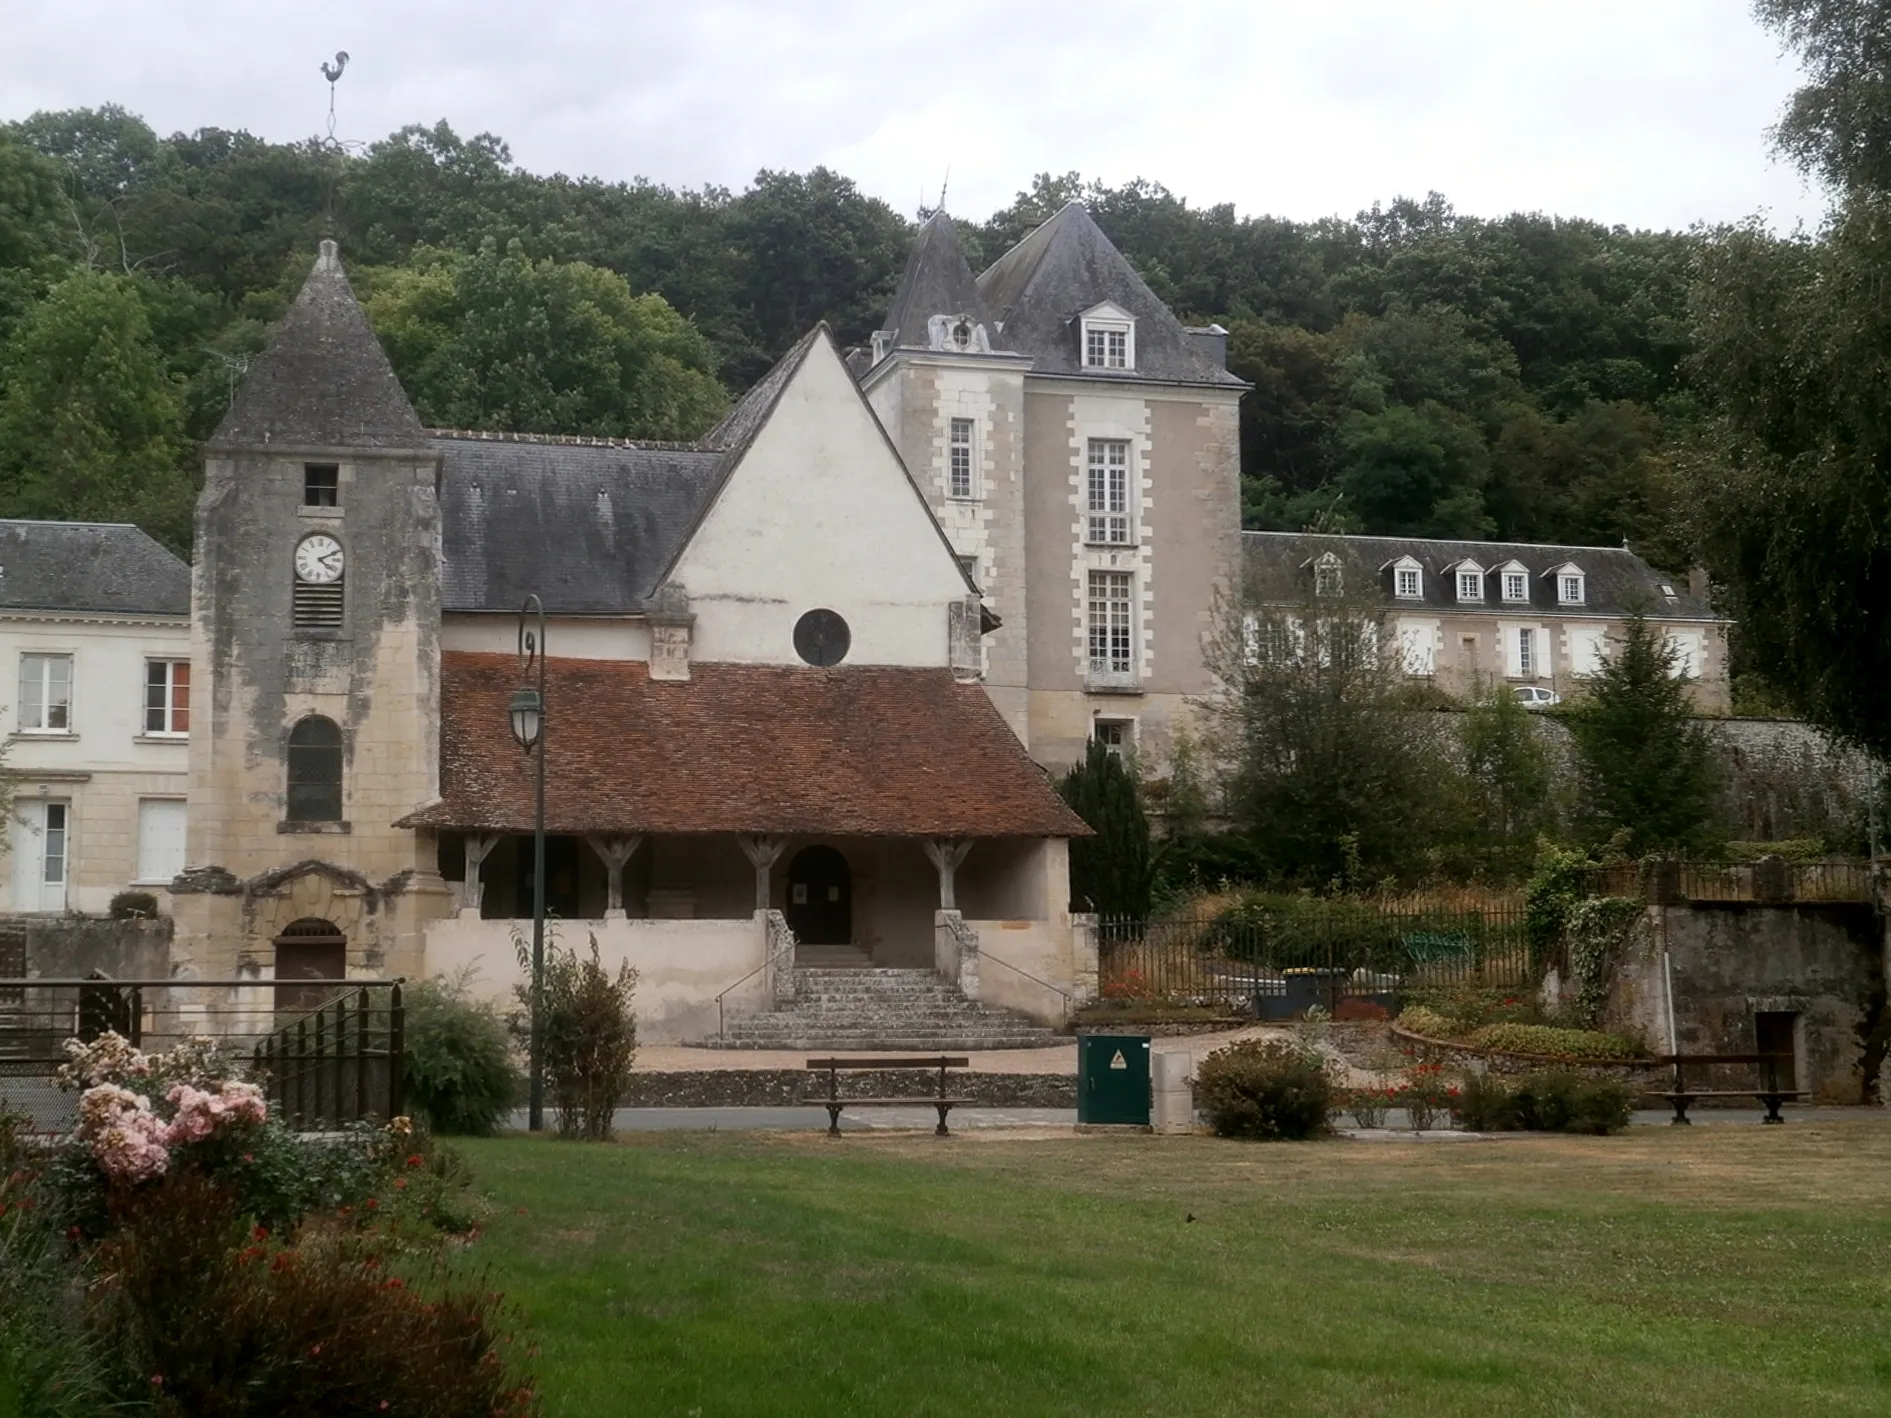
[209,239,426,450]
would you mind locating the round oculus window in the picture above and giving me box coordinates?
[793,608,850,667]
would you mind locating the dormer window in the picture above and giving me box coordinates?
[1550,563,1586,605]
[1455,563,1486,602]
[1079,302,1136,371]
[1387,555,1423,599]
[1498,562,1529,603]
[1314,553,1342,597]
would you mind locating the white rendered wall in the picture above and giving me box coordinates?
[0,613,191,914]
[678,340,970,667]
[424,912,766,1045]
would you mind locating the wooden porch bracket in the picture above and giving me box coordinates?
[584,835,645,917]
[738,835,787,913]
[921,837,975,911]
[460,833,500,914]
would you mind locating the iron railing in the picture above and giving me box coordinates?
[1596,858,1875,905]
[1096,905,1533,1014]
[0,975,403,1134]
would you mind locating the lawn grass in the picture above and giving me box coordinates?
[460,1122,1891,1417]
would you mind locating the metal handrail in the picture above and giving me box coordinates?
[976,948,1075,1027]
[0,978,389,988]
[714,940,798,1040]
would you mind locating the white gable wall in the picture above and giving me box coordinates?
[678,339,969,667]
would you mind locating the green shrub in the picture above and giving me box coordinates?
[1193,1039,1335,1140]
[404,974,521,1136]
[1,1112,105,1415]
[1454,1070,1635,1134]
[1396,1004,1458,1040]
[1464,1022,1644,1061]
[516,932,638,1141]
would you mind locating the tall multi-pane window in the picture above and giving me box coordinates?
[1395,566,1421,598]
[1084,324,1129,368]
[948,418,975,498]
[18,654,72,733]
[1560,574,1584,604]
[144,660,190,735]
[286,716,344,823]
[1458,570,1483,601]
[1503,571,1527,602]
[1086,439,1131,543]
[1087,571,1134,680]
[1518,628,1536,678]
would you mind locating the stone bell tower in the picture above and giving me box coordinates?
[172,239,452,983]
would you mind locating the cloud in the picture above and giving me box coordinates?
[4,0,1824,230]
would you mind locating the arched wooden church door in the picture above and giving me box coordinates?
[274,918,346,1013]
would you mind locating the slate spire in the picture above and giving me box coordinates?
[209,239,426,450]
[877,212,1004,355]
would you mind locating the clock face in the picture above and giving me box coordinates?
[294,534,345,584]
[793,608,850,667]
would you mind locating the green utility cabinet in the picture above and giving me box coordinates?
[1078,1034,1152,1126]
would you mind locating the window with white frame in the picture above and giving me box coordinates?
[1086,439,1132,544]
[1457,569,1484,601]
[947,418,975,499]
[1083,322,1131,370]
[1517,628,1536,678]
[144,660,189,735]
[18,653,72,733]
[1395,565,1421,599]
[1315,554,1343,597]
[1502,571,1528,602]
[1093,719,1133,756]
[1559,572,1585,605]
[1087,571,1134,680]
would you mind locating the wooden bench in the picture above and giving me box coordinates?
[805,1055,971,1137]
[1654,1053,1807,1125]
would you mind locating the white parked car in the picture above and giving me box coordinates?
[1513,685,1561,709]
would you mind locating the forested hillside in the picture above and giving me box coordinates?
[0,105,1709,564]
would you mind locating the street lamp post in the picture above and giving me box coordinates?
[508,595,548,1132]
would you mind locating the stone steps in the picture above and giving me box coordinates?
[705,966,1064,1052]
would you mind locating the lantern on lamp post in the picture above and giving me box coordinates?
[510,595,548,1132]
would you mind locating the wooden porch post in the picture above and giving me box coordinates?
[585,835,644,918]
[921,838,975,911]
[460,834,500,915]
[737,835,786,913]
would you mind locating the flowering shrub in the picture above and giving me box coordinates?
[1397,1063,1458,1131]
[59,1034,270,1190]
[1347,1086,1396,1129]
[1100,966,1159,1003]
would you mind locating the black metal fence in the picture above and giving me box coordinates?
[254,984,404,1130]
[1097,904,1533,1014]
[1595,858,1876,905]
[0,976,403,1134]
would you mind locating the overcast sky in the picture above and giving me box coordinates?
[5,0,1827,233]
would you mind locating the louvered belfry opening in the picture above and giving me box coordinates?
[292,577,344,629]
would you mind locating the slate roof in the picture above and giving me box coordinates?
[398,653,1090,838]
[879,213,1004,352]
[975,203,1246,387]
[435,434,724,613]
[210,240,426,450]
[0,521,189,615]
[1242,532,1723,621]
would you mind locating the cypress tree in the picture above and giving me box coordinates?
[1058,738,1154,919]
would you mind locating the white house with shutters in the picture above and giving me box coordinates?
[0,522,192,915]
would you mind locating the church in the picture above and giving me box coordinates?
[137,204,1248,1044]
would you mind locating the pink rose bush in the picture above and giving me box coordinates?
[59,1033,268,1184]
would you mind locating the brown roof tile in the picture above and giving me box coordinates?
[399,654,1089,839]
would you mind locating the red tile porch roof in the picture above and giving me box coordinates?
[397,653,1090,839]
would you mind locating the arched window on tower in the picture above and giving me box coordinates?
[286,716,344,823]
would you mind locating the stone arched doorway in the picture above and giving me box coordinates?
[785,845,851,945]
[274,917,346,1013]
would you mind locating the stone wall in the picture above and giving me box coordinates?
[6,915,174,980]
[1606,900,1885,1104]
